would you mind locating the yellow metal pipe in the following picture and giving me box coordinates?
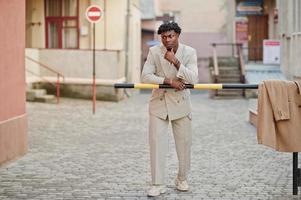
[134,84,159,89]
[193,84,223,89]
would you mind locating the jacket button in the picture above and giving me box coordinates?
[177,100,180,103]
[160,98,163,101]
[164,90,167,93]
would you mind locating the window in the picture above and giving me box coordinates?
[45,0,79,49]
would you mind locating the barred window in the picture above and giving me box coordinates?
[45,0,79,49]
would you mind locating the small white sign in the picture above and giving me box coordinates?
[80,26,88,36]
[263,40,280,64]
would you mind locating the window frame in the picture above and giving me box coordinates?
[45,0,79,49]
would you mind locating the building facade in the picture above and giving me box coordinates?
[141,0,234,59]
[232,0,278,61]
[26,0,141,100]
[141,0,236,82]
[0,1,28,165]
[277,0,301,80]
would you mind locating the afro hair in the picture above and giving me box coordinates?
[157,22,181,35]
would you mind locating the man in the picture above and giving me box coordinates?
[141,22,198,197]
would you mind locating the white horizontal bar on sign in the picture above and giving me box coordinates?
[88,12,101,17]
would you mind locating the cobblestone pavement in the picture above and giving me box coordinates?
[0,92,300,200]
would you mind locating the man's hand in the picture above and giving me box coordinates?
[164,49,176,63]
[164,49,181,69]
[164,78,185,91]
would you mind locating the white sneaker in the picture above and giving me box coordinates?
[147,185,167,197]
[175,177,189,191]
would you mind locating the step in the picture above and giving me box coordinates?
[209,57,240,67]
[218,65,240,69]
[211,69,241,76]
[219,68,240,73]
[210,65,239,70]
[219,74,241,79]
[219,67,240,73]
[26,89,47,101]
[35,95,56,104]
[248,99,258,127]
[216,78,242,83]
[219,71,241,76]
[217,57,239,66]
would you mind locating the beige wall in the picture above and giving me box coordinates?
[38,49,123,79]
[79,0,92,49]
[277,0,301,80]
[159,0,229,33]
[105,0,127,50]
[26,0,127,50]
[25,48,41,85]
[26,0,45,48]
[142,0,233,58]
[265,0,278,39]
[128,3,142,83]
[25,0,141,87]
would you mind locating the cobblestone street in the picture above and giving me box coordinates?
[0,92,299,200]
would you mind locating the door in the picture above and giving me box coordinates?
[248,15,268,61]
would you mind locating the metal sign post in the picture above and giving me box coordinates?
[85,5,103,114]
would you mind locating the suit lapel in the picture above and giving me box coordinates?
[175,43,184,62]
[159,44,183,78]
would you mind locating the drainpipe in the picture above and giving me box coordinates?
[124,0,131,97]
[104,0,107,50]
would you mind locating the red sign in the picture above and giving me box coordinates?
[86,5,103,23]
[235,21,248,44]
[264,41,280,46]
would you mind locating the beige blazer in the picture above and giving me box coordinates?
[141,43,198,120]
[257,80,301,152]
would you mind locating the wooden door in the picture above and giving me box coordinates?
[248,15,268,61]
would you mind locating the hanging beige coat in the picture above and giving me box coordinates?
[257,80,301,152]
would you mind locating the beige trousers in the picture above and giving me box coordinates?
[149,114,192,185]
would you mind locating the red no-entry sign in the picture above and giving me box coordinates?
[86,5,103,23]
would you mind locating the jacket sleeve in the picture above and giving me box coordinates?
[141,50,165,84]
[264,80,290,121]
[176,49,198,84]
[257,83,277,148]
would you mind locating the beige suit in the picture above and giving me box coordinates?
[141,43,198,184]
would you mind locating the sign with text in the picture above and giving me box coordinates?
[237,0,263,16]
[235,20,248,44]
[263,40,280,64]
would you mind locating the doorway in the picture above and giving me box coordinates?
[247,15,268,61]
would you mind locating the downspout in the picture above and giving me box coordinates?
[124,0,131,97]
[104,0,107,50]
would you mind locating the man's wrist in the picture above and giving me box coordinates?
[173,58,181,69]
[164,78,173,85]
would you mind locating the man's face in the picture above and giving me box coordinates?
[160,30,179,50]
